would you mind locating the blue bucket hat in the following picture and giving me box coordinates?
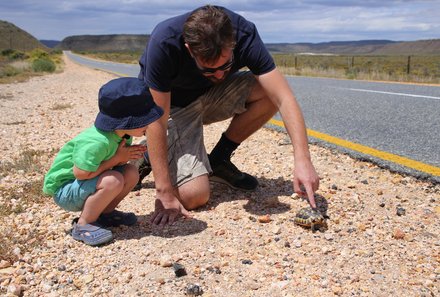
[95,77,163,132]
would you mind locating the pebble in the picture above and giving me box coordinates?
[7,283,23,296]
[172,263,187,277]
[185,283,203,296]
[396,207,406,216]
[258,215,271,223]
[393,229,405,240]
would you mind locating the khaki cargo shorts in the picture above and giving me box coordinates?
[166,71,256,186]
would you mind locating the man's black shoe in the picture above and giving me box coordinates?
[132,159,151,191]
[209,158,258,191]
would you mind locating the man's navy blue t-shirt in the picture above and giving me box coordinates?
[138,6,275,108]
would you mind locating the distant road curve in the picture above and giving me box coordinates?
[65,51,440,183]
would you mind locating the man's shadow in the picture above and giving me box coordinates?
[130,176,329,239]
[115,214,208,240]
[198,176,328,216]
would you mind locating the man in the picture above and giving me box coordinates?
[138,5,320,225]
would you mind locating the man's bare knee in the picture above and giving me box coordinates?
[178,175,210,210]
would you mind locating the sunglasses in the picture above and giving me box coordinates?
[195,53,234,75]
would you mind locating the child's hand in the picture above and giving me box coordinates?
[114,139,147,164]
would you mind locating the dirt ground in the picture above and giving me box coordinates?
[0,55,438,296]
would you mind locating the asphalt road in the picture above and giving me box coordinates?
[65,51,440,182]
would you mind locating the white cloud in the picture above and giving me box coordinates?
[0,0,439,42]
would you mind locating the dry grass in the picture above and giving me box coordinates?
[0,148,52,262]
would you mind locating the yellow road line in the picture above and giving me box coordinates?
[268,118,440,177]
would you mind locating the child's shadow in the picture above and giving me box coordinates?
[114,214,207,240]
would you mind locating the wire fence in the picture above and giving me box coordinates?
[273,54,440,84]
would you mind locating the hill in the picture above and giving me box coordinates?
[58,34,149,52]
[0,20,48,51]
[57,34,439,55]
[40,40,60,48]
[267,39,440,55]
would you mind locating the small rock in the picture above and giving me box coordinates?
[393,228,405,240]
[396,207,406,216]
[331,285,343,295]
[0,260,11,269]
[0,267,15,275]
[379,202,385,207]
[258,214,271,223]
[294,240,302,248]
[7,283,22,296]
[291,193,300,200]
[160,256,173,267]
[271,226,281,235]
[173,263,187,277]
[242,259,253,265]
[324,233,334,241]
[82,274,94,284]
[185,283,203,296]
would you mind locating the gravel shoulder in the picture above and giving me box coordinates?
[0,55,439,296]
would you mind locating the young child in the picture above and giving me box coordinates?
[43,77,163,246]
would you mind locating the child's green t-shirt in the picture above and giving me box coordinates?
[43,126,132,196]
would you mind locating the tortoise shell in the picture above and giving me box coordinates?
[294,207,325,230]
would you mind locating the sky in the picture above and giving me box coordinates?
[1,0,439,43]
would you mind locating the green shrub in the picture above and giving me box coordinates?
[30,48,49,60]
[32,58,56,72]
[1,49,14,56]
[0,65,21,77]
[0,49,27,60]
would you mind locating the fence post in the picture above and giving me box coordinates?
[407,56,411,75]
[351,56,354,68]
[295,56,298,69]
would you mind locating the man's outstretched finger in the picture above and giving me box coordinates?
[305,183,317,209]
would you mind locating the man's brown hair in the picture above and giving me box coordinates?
[183,5,236,63]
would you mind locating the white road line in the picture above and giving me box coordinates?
[347,88,440,100]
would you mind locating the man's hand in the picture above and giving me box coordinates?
[293,158,320,208]
[150,195,192,226]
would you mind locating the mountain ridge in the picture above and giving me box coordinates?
[1,20,438,55]
[0,20,47,51]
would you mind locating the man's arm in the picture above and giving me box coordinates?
[255,68,319,208]
[147,89,191,225]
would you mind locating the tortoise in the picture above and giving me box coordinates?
[294,207,326,231]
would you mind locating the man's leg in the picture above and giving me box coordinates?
[225,81,277,143]
[203,72,277,190]
[177,174,210,210]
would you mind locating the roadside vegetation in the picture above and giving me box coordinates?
[0,48,63,84]
[79,51,440,84]
[0,148,55,262]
